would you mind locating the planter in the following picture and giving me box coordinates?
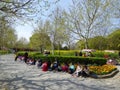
[90,69,119,79]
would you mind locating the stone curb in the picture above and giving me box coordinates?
[90,69,119,79]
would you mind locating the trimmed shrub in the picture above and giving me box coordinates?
[52,50,79,56]
[17,51,107,65]
[92,51,119,59]
[0,50,9,55]
[30,55,106,65]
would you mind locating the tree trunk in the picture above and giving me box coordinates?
[85,38,89,49]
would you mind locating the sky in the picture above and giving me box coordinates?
[15,0,72,41]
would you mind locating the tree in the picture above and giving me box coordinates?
[65,0,113,49]
[111,0,120,18]
[0,0,60,18]
[0,0,60,50]
[88,36,107,50]
[30,32,51,53]
[0,17,17,49]
[63,13,78,50]
[15,37,29,49]
[49,7,67,54]
[30,20,51,53]
[76,39,86,50]
[64,30,75,50]
[0,0,31,17]
[4,27,17,49]
[107,29,120,50]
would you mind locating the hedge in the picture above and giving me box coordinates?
[34,55,106,65]
[0,50,9,55]
[92,51,119,58]
[16,50,119,58]
[16,52,106,65]
[19,53,106,65]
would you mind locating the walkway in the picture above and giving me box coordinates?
[0,54,120,90]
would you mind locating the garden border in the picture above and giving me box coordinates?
[90,69,119,79]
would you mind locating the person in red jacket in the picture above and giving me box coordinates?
[61,62,69,72]
[41,62,48,71]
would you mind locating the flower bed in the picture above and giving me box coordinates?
[89,64,119,78]
[89,64,117,75]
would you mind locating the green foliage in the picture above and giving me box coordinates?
[76,29,120,50]
[0,50,9,54]
[33,55,106,65]
[76,40,85,50]
[17,50,119,59]
[0,17,17,49]
[29,31,51,51]
[17,51,107,65]
[107,29,120,50]
[88,36,107,50]
[53,50,78,56]
[15,37,29,49]
[92,51,119,59]
[66,0,113,49]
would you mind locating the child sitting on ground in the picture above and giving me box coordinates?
[72,62,83,77]
[68,62,75,74]
[81,65,90,77]
[41,61,48,71]
[36,59,42,68]
[61,62,69,72]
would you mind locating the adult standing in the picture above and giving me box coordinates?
[79,51,83,56]
[24,52,28,63]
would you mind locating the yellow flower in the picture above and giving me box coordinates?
[89,64,117,75]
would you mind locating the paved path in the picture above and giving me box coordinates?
[0,54,120,90]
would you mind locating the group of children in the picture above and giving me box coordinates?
[27,59,90,77]
[15,59,89,77]
[36,59,90,77]
[15,53,90,78]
